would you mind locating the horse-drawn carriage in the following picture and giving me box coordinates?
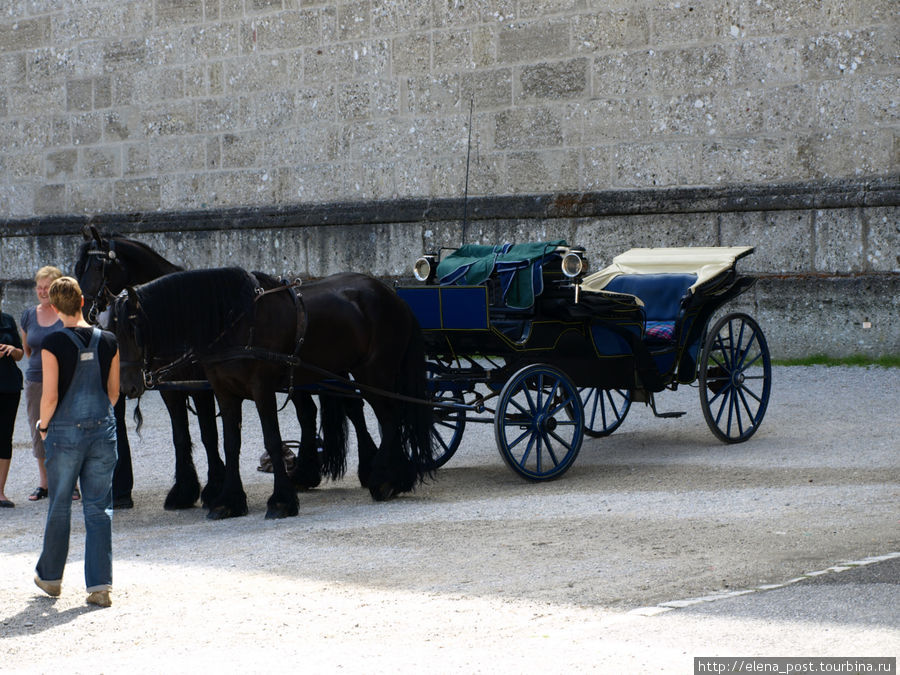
[76,228,771,518]
[398,242,771,481]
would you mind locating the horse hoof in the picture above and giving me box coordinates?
[290,468,321,491]
[207,505,247,520]
[165,485,200,510]
[113,495,134,509]
[264,504,298,519]
[369,482,397,502]
[164,497,196,511]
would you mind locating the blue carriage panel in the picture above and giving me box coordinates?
[397,286,489,330]
[590,321,640,357]
[440,286,489,329]
[397,287,442,329]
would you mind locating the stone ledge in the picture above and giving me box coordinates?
[1,175,896,237]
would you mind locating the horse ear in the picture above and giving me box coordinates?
[81,224,93,241]
[88,225,103,247]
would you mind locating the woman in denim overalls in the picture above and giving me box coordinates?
[33,277,119,608]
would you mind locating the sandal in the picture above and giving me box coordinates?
[28,487,48,501]
[72,487,81,501]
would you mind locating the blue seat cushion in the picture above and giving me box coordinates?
[603,273,698,322]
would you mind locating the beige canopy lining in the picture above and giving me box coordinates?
[581,246,755,294]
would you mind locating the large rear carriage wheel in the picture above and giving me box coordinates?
[578,387,631,437]
[494,364,584,481]
[699,313,772,443]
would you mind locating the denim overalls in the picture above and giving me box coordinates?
[36,328,117,592]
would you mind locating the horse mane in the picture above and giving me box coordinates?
[75,232,183,279]
[134,267,259,357]
[111,236,184,275]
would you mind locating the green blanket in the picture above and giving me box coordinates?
[436,240,567,309]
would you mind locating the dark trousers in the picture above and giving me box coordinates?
[0,391,20,460]
[112,395,133,500]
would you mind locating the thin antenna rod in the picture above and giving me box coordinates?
[461,96,474,246]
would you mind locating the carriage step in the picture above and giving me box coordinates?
[654,410,686,418]
[647,395,686,419]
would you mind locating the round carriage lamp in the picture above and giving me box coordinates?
[413,254,437,283]
[561,249,587,278]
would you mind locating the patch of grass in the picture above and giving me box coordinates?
[773,354,900,368]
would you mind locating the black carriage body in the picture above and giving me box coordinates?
[399,243,770,480]
[398,245,755,394]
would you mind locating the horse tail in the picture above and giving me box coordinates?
[396,317,434,482]
[318,393,348,481]
[132,397,144,438]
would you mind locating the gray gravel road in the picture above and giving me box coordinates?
[1,365,897,672]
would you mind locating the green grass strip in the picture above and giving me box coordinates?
[772,354,900,368]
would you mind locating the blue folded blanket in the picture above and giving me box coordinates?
[436,240,567,309]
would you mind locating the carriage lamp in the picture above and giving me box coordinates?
[413,253,438,283]
[561,248,588,278]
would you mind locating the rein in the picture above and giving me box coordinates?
[134,275,448,410]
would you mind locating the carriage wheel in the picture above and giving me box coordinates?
[424,363,466,470]
[699,313,772,443]
[578,388,631,437]
[494,364,584,481]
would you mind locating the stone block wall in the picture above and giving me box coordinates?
[0,1,897,358]
[1,177,897,358]
[0,0,896,214]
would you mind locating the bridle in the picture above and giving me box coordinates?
[83,239,122,325]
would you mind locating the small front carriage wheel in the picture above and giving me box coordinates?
[424,362,466,470]
[699,312,772,443]
[494,364,584,481]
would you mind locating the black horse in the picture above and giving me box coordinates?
[75,227,225,509]
[74,227,382,503]
[112,267,433,518]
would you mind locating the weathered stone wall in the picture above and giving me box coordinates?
[0,0,896,214]
[0,1,897,357]
[1,177,897,358]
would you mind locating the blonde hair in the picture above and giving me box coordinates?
[48,277,83,316]
[35,266,63,284]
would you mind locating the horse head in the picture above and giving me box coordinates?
[112,287,150,399]
[76,225,124,324]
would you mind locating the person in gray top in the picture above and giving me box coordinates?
[20,266,63,501]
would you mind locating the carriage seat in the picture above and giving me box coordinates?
[603,273,698,344]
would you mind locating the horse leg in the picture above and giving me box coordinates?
[112,394,134,509]
[364,398,417,502]
[192,390,224,507]
[344,396,377,488]
[255,391,299,519]
[288,391,322,490]
[160,390,202,510]
[208,392,248,520]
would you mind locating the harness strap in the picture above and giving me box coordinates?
[142,274,305,391]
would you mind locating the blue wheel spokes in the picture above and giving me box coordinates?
[496,365,584,481]
[700,313,772,443]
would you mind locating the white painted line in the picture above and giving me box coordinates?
[627,551,900,617]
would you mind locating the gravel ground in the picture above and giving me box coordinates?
[0,365,898,672]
